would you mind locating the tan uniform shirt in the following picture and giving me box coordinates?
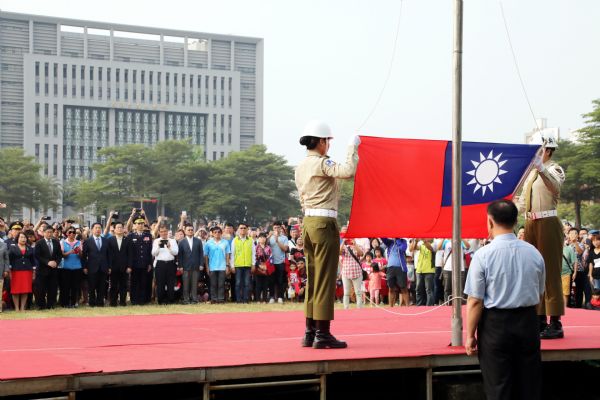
[295,145,358,211]
[517,160,565,213]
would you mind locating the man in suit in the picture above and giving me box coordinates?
[107,221,132,306]
[82,223,110,307]
[178,223,204,304]
[34,225,63,309]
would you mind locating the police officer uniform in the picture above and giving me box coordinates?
[128,218,154,305]
[295,120,359,349]
[518,137,565,339]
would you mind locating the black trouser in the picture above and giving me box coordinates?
[88,271,107,307]
[131,268,148,305]
[254,274,269,302]
[478,306,541,400]
[60,269,82,307]
[155,260,176,304]
[434,266,444,304]
[109,269,129,306]
[272,263,286,299]
[37,269,59,309]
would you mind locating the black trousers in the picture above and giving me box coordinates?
[37,269,59,309]
[131,268,148,305]
[88,271,107,307]
[478,306,541,400]
[155,260,176,304]
[254,274,269,302]
[60,269,82,307]
[109,269,129,306]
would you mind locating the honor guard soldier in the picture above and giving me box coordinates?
[295,120,360,349]
[517,136,566,339]
[128,216,153,305]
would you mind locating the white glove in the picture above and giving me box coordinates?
[532,156,545,172]
[348,135,361,147]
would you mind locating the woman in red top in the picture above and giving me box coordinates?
[8,232,37,311]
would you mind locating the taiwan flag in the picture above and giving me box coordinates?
[345,136,539,239]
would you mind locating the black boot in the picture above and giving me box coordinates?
[541,316,564,340]
[539,315,548,333]
[302,318,315,347]
[312,320,347,349]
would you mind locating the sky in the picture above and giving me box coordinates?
[3,0,600,165]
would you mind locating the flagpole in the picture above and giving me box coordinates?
[451,0,464,347]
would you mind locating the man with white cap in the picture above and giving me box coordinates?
[517,136,566,339]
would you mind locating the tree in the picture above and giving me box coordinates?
[337,179,354,226]
[0,148,60,218]
[198,145,298,225]
[554,99,600,227]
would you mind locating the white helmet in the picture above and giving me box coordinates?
[542,136,558,149]
[301,120,333,139]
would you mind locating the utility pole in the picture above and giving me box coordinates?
[451,0,464,347]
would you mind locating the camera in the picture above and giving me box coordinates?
[135,208,142,213]
[159,239,169,248]
[66,219,75,224]
[111,212,119,219]
[42,216,51,221]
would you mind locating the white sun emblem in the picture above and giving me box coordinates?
[466,150,508,196]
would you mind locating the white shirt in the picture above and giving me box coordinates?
[186,236,194,251]
[442,240,466,272]
[152,238,179,264]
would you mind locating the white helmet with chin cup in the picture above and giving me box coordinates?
[542,136,558,149]
[300,120,333,139]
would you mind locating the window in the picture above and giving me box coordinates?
[229,77,232,108]
[89,66,94,98]
[166,73,170,103]
[228,115,232,144]
[116,68,120,100]
[133,70,137,102]
[220,114,224,144]
[53,63,58,96]
[35,103,40,135]
[53,145,58,176]
[35,62,40,95]
[63,64,67,96]
[107,67,111,100]
[81,66,85,97]
[35,144,40,163]
[44,63,49,95]
[220,151,224,159]
[174,73,178,104]
[213,151,217,160]
[44,144,49,175]
[44,103,49,136]
[98,67,103,99]
[72,65,76,97]
[53,104,58,137]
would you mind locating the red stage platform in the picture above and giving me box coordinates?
[1,307,599,396]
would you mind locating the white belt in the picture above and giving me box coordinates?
[526,210,557,220]
[305,208,338,218]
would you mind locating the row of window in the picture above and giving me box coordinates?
[34,102,58,137]
[34,143,58,176]
[34,61,234,108]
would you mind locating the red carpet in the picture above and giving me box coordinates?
[1,307,598,381]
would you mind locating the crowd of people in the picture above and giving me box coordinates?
[0,208,598,313]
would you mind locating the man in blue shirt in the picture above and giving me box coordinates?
[381,238,408,307]
[268,221,289,304]
[465,200,545,400]
[204,226,231,303]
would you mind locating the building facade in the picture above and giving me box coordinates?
[0,11,263,207]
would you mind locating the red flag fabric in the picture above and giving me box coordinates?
[345,136,538,239]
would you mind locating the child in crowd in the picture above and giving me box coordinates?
[373,247,388,271]
[591,289,600,310]
[288,261,301,302]
[369,264,385,305]
[361,252,374,303]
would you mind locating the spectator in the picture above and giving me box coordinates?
[589,234,600,290]
[34,225,63,309]
[5,221,23,246]
[25,230,37,246]
[60,228,83,308]
[152,224,179,305]
[381,238,409,307]
[372,247,388,271]
[81,223,110,307]
[222,222,236,302]
[433,239,445,305]
[8,231,36,311]
[289,237,305,263]
[107,222,133,307]
[0,216,7,240]
[204,225,231,304]
[128,215,154,305]
[517,226,526,241]
[0,237,8,312]
[178,224,204,304]
[253,232,272,303]
[561,238,577,307]
[565,228,585,308]
[231,222,254,304]
[339,238,364,309]
[441,238,470,303]
[591,289,600,310]
[268,221,289,304]
[369,263,385,305]
[411,239,436,306]
[288,261,301,301]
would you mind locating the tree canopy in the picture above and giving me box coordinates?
[0,148,60,219]
[68,141,298,225]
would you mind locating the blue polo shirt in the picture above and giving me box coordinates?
[269,235,288,264]
[204,238,230,271]
[464,233,545,309]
